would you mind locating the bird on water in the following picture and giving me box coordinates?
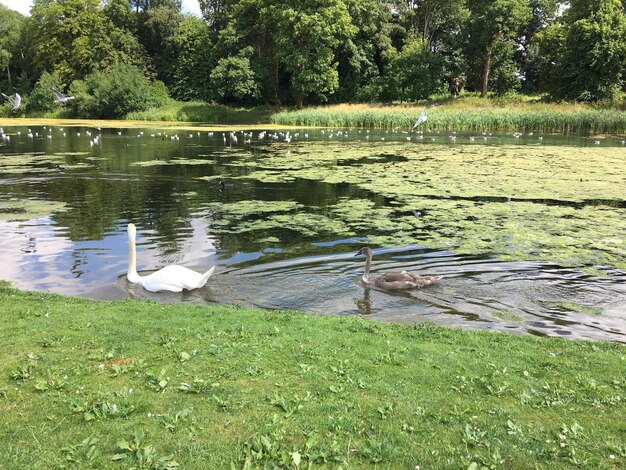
[355,246,441,290]
[126,223,215,292]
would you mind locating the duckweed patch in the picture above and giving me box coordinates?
[130,158,212,167]
[213,143,625,268]
[0,199,68,221]
[558,303,604,316]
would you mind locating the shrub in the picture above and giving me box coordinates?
[25,71,64,113]
[68,63,169,118]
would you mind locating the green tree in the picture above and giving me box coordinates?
[272,0,357,108]
[0,5,25,91]
[29,0,116,85]
[136,0,183,86]
[335,0,395,102]
[210,47,258,102]
[388,39,442,101]
[464,0,531,97]
[516,0,560,92]
[538,0,626,101]
[171,15,213,101]
[26,71,64,112]
[402,0,468,48]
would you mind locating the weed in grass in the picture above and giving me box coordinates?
[360,439,391,464]
[177,378,219,394]
[377,403,395,420]
[267,391,309,417]
[61,437,100,465]
[39,335,67,348]
[111,430,179,468]
[151,408,193,433]
[522,381,578,408]
[158,333,176,348]
[145,368,170,393]
[70,390,136,421]
[34,367,68,392]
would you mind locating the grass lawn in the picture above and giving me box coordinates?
[1,283,625,468]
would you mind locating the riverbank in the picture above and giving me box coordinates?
[1,283,624,468]
[5,94,626,133]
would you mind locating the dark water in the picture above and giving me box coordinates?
[1,124,625,342]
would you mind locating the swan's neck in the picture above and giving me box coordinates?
[127,231,142,284]
[362,250,372,284]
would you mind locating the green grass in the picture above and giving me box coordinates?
[271,95,626,133]
[126,101,276,124]
[1,283,625,469]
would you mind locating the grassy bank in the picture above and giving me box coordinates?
[126,101,276,124]
[271,96,626,133]
[1,284,625,469]
[8,95,626,133]
[7,102,276,126]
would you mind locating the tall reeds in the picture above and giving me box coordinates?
[271,106,626,134]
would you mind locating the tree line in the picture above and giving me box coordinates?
[0,0,625,117]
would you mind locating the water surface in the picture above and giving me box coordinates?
[1,124,625,342]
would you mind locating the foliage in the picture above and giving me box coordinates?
[1,0,625,109]
[210,47,258,102]
[271,0,357,108]
[25,71,64,113]
[0,4,24,91]
[538,0,626,101]
[68,63,169,119]
[464,0,532,96]
[170,16,213,101]
[271,101,626,133]
[388,39,443,102]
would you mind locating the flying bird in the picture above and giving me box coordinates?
[51,88,75,103]
[411,107,427,129]
[1,92,21,110]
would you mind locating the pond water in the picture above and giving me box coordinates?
[1,124,625,342]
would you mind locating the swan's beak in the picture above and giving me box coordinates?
[354,251,362,257]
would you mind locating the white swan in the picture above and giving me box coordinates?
[126,223,215,292]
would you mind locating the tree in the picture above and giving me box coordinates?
[210,47,258,102]
[538,0,626,101]
[464,0,531,97]
[515,0,561,92]
[389,39,442,101]
[136,0,183,86]
[401,0,468,48]
[0,5,24,90]
[335,0,395,102]
[29,0,117,85]
[271,0,357,108]
[171,15,213,101]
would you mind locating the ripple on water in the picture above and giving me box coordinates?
[109,245,626,343]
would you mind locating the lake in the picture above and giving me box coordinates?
[1,123,625,342]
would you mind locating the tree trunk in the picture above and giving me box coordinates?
[296,92,303,109]
[480,51,491,98]
[273,58,280,106]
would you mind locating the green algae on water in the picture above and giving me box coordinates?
[225,142,625,268]
[0,199,68,221]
